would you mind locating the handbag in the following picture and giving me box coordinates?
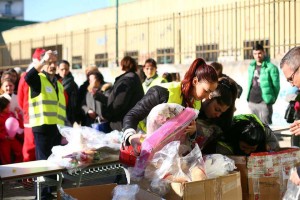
[119,143,141,167]
[285,101,296,123]
[91,117,112,133]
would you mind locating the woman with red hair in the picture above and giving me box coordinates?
[122,58,218,155]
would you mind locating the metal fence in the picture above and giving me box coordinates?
[0,0,299,70]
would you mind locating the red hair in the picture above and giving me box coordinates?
[181,58,218,107]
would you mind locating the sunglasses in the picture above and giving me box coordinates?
[287,66,299,83]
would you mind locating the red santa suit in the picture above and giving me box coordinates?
[0,112,23,164]
[18,72,36,162]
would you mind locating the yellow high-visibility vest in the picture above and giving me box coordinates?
[142,76,167,93]
[28,73,66,127]
[161,82,201,110]
[138,82,201,132]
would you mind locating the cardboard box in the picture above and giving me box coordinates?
[165,171,242,200]
[58,183,163,200]
[229,156,249,200]
[229,148,300,200]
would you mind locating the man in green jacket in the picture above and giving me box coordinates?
[247,44,280,125]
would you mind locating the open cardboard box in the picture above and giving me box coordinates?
[133,171,242,200]
[165,171,242,200]
[58,183,163,200]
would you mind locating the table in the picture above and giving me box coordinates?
[0,160,64,200]
[62,153,126,187]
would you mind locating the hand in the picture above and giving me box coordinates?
[265,144,271,151]
[184,120,196,136]
[88,110,97,119]
[15,107,22,118]
[290,120,300,135]
[90,88,98,95]
[129,133,144,156]
[41,50,53,63]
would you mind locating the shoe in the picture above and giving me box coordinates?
[43,193,56,200]
[34,193,56,200]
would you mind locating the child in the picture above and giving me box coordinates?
[1,78,22,114]
[216,114,279,156]
[0,96,23,164]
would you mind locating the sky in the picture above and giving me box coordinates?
[24,0,114,22]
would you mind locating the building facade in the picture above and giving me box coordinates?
[1,0,299,126]
[0,0,23,20]
[1,0,299,74]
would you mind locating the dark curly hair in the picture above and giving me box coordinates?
[226,114,266,155]
[0,96,10,112]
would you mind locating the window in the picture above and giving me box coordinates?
[196,43,219,62]
[72,56,82,69]
[95,53,108,67]
[157,48,174,64]
[243,40,270,60]
[5,3,11,15]
[124,51,139,64]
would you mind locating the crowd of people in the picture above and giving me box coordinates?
[1,45,300,198]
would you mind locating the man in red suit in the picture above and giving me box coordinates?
[18,48,46,162]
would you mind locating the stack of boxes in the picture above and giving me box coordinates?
[231,148,300,200]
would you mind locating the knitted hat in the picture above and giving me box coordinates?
[32,48,46,61]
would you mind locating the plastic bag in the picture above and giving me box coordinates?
[204,154,236,179]
[112,184,139,200]
[146,103,185,137]
[144,141,206,196]
[283,167,300,200]
[48,125,122,171]
[133,107,199,177]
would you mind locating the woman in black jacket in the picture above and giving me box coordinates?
[92,56,144,131]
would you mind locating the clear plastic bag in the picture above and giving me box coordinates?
[204,154,236,179]
[144,141,206,196]
[283,167,300,200]
[112,184,139,200]
[146,103,185,137]
[48,125,122,171]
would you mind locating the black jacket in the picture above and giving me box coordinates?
[61,72,79,125]
[122,85,169,131]
[94,71,144,131]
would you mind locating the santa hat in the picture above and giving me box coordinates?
[32,48,46,61]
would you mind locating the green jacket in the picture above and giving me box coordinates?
[247,57,280,104]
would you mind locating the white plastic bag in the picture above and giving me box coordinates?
[283,167,300,200]
[144,141,206,196]
[48,125,122,171]
[204,154,236,179]
[112,184,139,200]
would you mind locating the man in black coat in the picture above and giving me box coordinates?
[57,60,79,126]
